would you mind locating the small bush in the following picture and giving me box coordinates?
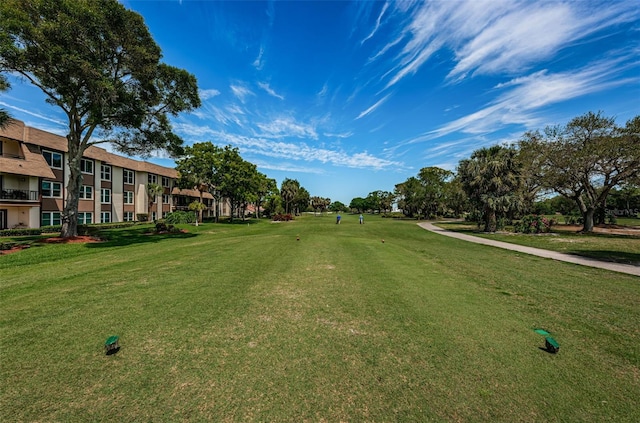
[136,213,149,222]
[165,211,196,224]
[0,241,17,250]
[272,213,293,221]
[77,222,136,235]
[514,215,555,234]
[153,222,181,234]
[563,213,583,225]
[0,228,43,237]
[40,225,62,233]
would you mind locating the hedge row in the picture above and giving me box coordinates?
[0,222,137,237]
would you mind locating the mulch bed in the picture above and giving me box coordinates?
[37,236,104,244]
[1,236,103,256]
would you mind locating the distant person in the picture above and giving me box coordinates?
[336,213,341,224]
[359,214,364,224]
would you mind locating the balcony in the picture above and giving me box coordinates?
[0,188,39,201]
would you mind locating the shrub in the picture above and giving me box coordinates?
[136,213,149,222]
[0,241,17,250]
[153,222,182,233]
[563,212,583,225]
[77,222,136,235]
[272,213,293,221]
[0,228,43,237]
[165,211,196,224]
[40,225,62,233]
[514,215,555,234]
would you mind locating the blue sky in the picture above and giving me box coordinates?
[1,1,639,204]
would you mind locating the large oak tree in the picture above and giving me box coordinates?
[519,112,640,232]
[176,142,262,222]
[0,0,200,237]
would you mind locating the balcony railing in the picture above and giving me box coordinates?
[0,189,39,201]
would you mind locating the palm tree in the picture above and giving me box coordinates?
[280,178,299,215]
[458,145,523,232]
[146,183,164,221]
[188,200,207,226]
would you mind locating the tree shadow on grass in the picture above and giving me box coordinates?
[566,250,640,266]
[216,218,261,225]
[85,227,198,249]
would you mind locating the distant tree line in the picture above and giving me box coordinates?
[175,111,638,233]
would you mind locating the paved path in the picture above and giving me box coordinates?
[418,222,640,277]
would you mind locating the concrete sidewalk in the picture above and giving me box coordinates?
[418,222,640,277]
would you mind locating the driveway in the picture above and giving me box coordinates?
[418,222,640,277]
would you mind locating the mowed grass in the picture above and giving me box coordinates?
[1,215,639,422]
[435,221,640,265]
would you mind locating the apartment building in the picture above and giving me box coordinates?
[0,120,225,230]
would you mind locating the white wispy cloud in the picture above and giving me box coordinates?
[428,53,640,139]
[188,102,246,127]
[323,131,353,139]
[199,88,220,100]
[251,160,326,175]
[0,101,66,126]
[173,122,401,170]
[256,116,318,139]
[253,46,265,70]
[317,83,329,98]
[356,94,390,119]
[361,1,389,45]
[258,82,284,100]
[377,0,640,88]
[230,83,255,103]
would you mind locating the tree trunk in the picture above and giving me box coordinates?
[60,139,84,238]
[60,163,82,237]
[582,208,595,232]
[484,208,497,232]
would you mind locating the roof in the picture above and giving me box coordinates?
[0,120,177,178]
[171,187,214,200]
[0,142,56,178]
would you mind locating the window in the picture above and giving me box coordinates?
[42,181,62,198]
[162,194,170,204]
[162,176,170,187]
[123,211,134,222]
[101,188,111,204]
[100,212,111,223]
[163,211,170,218]
[123,169,134,185]
[77,212,93,224]
[79,185,93,200]
[80,159,94,174]
[43,150,63,169]
[124,191,134,204]
[148,174,157,184]
[41,212,61,226]
[151,211,157,221]
[101,164,111,181]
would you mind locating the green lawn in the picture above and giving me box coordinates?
[1,215,639,422]
[435,221,640,265]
